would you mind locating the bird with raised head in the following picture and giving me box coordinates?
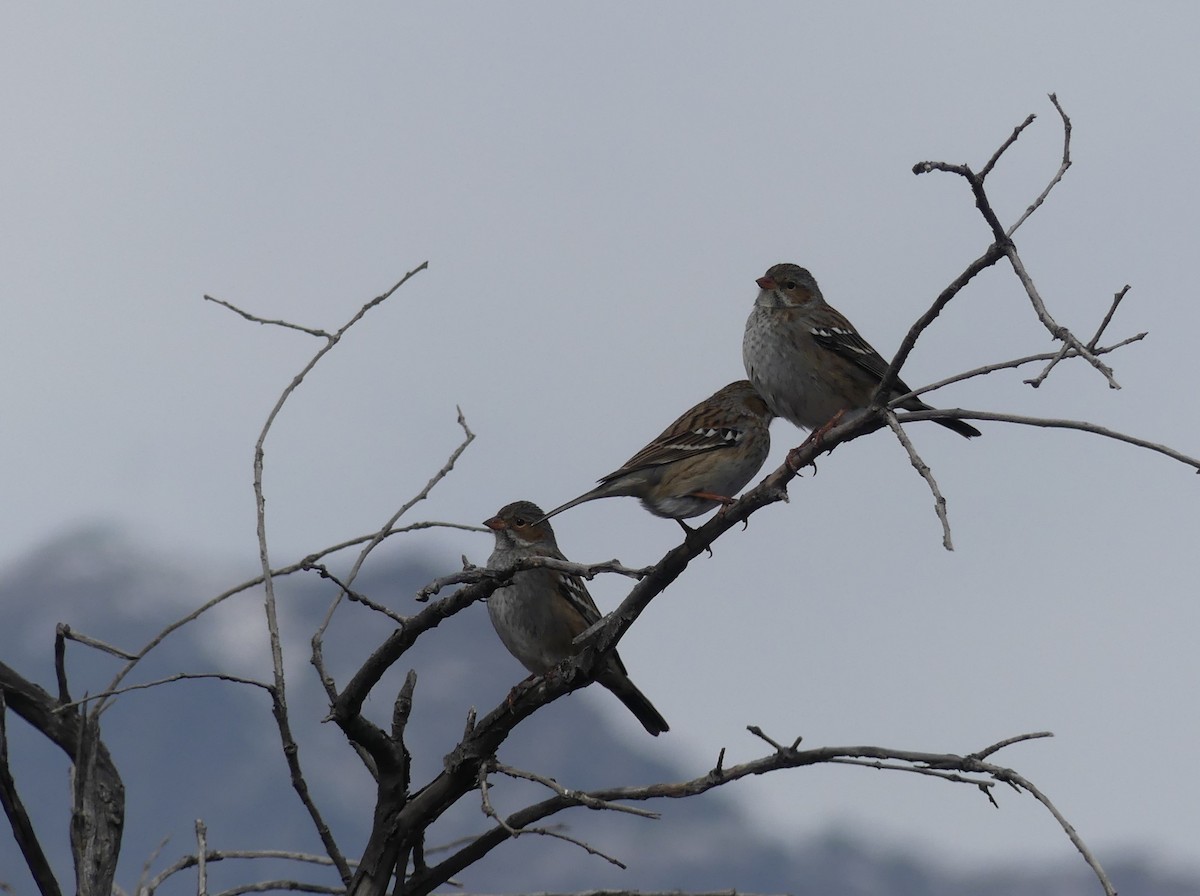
[743,262,980,439]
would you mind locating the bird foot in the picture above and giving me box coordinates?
[789,409,846,472]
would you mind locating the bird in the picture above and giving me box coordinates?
[537,380,774,529]
[483,500,669,736]
[743,262,981,439]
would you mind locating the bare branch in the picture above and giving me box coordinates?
[303,563,406,626]
[478,765,628,870]
[873,242,1007,407]
[1087,286,1133,350]
[1025,284,1136,387]
[57,625,138,661]
[884,411,953,551]
[1007,94,1072,236]
[913,99,1118,391]
[97,517,479,710]
[492,762,660,819]
[405,729,1112,896]
[248,267,430,884]
[989,766,1115,896]
[980,112,1038,178]
[825,756,998,790]
[970,730,1054,761]
[0,692,63,896]
[901,331,1145,401]
[312,407,477,644]
[211,882,342,896]
[896,408,1200,471]
[144,850,344,894]
[58,672,274,714]
[135,837,172,896]
[416,557,653,603]
[195,820,208,896]
[1005,243,1120,389]
[346,407,475,591]
[203,295,331,339]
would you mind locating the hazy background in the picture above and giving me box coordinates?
[2,1,1198,879]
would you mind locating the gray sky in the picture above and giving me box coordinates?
[3,2,1199,875]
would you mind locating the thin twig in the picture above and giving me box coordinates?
[97,517,477,711]
[135,837,172,896]
[477,764,628,870]
[994,768,1115,896]
[143,850,343,894]
[916,99,1117,390]
[970,731,1054,761]
[202,296,331,339]
[896,332,1146,401]
[304,563,406,625]
[406,728,1116,896]
[826,756,997,789]
[248,266,429,883]
[1007,94,1072,236]
[57,625,138,660]
[59,672,274,713]
[896,408,1200,471]
[1007,244,1120,389]
[1087,286,1132,350]
[493,762,661,819]
[885,411,953,551]
[313,407,476,639]
[416,557,654,602]
[211,882,342,896]
[980,112,1038,179]
[477,765,519,838]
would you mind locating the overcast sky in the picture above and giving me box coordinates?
[3,2,1199,877]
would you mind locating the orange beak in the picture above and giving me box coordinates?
[756,275,776,289]
[483,516,506,531]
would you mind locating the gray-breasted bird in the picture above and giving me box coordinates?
[484,500,669,736]
[743,263,980,439]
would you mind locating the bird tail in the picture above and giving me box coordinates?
[937,417,982,439]
[535,480,631,524]
[599,671,670,736]
[902,397,981,439]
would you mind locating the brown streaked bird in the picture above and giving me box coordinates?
[484,500,669,736]
[743,262,981,439]
[538,380,774,529]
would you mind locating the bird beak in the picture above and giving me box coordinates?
[756,276,776,290]
[483,516,506,531]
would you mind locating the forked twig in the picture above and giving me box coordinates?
[884,411,954,550]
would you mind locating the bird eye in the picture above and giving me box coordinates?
[784,280,797,290]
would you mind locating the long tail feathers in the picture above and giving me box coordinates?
[601,673,669,736]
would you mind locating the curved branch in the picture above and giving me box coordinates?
[406,729,1114,896]
[896,408,1200,471]
[240,264,429,883]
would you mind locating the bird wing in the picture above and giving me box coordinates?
[810,324,912,393]
[604,425,744,481]
[557,572,603,626]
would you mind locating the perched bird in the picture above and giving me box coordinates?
[484,500,669,736]
[538,380,774,528]
[743,263,981,439]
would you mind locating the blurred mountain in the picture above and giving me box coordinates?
[0,525,1193,895]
